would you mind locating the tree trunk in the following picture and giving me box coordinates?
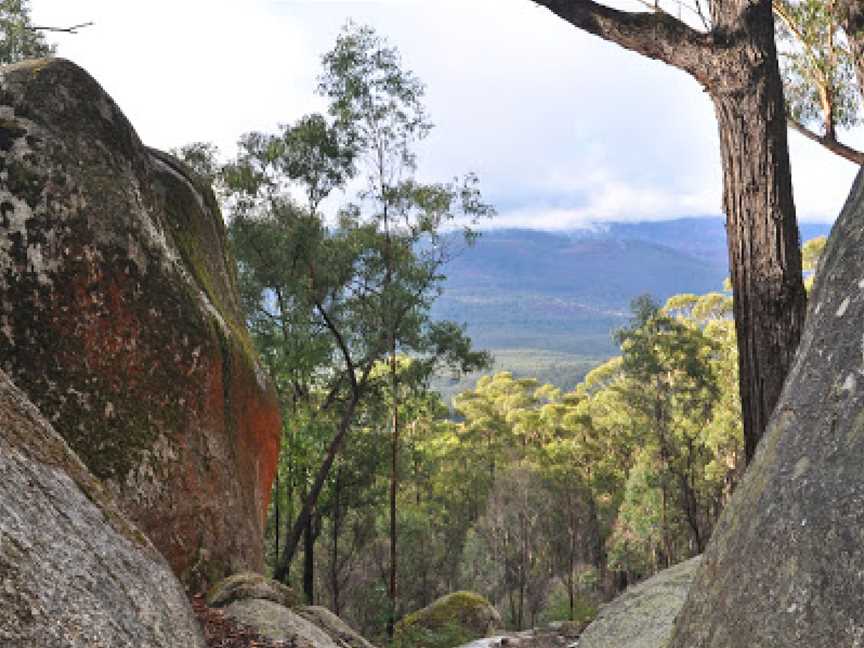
[710,1,806,462]
[531,0,806,464]
[303,510,316,604]
[331,470,342,616]
[274,392,360,583]
[387,343,399,639]
[584,493,605,585]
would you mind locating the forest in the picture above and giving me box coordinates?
[162,7,843,643]
[3,0,861,646]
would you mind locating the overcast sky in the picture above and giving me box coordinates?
[29,0,863,227]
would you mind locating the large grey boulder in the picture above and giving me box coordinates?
[297,606,378,648]
[669,170,864,646]
[0,57,281,590]
[206,572,299,609]
[0,369,204,647]
[222,599,341,647]
[578,556,701,648]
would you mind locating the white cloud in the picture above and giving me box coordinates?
[28,0,861,226]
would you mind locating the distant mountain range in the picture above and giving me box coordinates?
[431,217,831,398]
[572,218,833,267]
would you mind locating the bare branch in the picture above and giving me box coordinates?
[530,0,713,81]
[632,0,711,31]
[29,22,93,35]
[788,118,864,165]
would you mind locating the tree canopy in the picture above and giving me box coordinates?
[0,0,53,63]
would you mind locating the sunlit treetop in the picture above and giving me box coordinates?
[0,0,54,64]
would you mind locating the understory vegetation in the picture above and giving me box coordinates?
[263,286,746,639]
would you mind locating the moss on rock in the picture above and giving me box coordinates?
[394,591,501,648]
[206,572,299,609]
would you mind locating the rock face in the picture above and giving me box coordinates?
[0,369,205,647]
[578,556,700,648]
[0,58,281,588]
[669,170,864,646]
[206,573,378,647]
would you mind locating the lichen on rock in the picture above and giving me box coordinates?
[223,599,341,648]
[577,555,701,648]
[0,368,205,647]
[669,170,864,646]
[0,57,281,590]
[296,606,379,648]
[206,572,299,610]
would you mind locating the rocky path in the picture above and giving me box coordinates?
[455,623,581,648]
[192,595,288,648]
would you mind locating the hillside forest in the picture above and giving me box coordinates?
[152,14,845,645]
[5,0,864,645]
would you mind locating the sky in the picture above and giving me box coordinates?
[28,0,863,227]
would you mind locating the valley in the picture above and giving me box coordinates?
[433,219,831,399]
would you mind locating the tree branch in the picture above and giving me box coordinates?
[30,22,94,34]
[529,0,713,80]
[315,301,359,396]
[788,118,864,165]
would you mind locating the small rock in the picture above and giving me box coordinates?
[206,572,299,609]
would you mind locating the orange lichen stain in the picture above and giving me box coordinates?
[228,346,281,526]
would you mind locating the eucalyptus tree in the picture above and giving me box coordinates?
[774,0,864,163]
[0,0,53,63]
[318,22,492,633]
[530,0,805,465]
[224,25,492,608]
[838,0,864,93]
[613,296,719,556]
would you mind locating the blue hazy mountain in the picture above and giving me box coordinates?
[574,217,833,267]
[431,218,831,397]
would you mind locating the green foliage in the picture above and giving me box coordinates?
[203,22,494,629]
[802,235,828,292]
[802,235,827,271]
[537,582,598,629]
[169,141,222,185]
[319,21,431,180]
[0,0,53,64]
[393,591,495,648]
[775,0,861,134]
[391,620,475,648]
